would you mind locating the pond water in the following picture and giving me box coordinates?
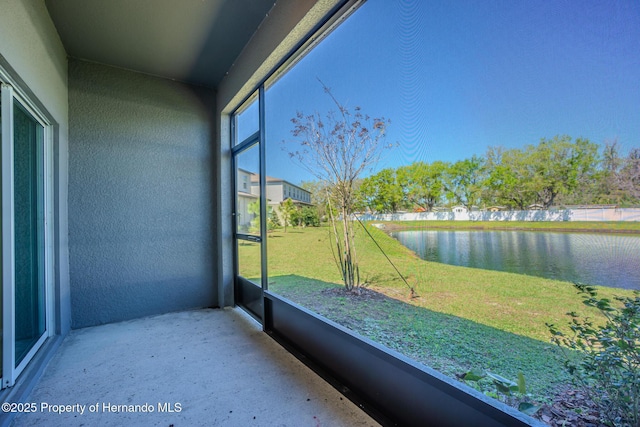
[390,229,640,290]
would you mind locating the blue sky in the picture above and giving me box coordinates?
[243,0,640,185]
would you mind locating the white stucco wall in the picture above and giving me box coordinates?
[68,60,217,328]
[0,0,68,126]
[0,0,71,334]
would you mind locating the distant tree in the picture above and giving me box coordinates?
[358,168,405,213]
[248,200,278,233]
[268,207,280,231]
[279,198,296,232]
[247,200,261,233]
[603,140,622,177]
[444,155,486,209]
[590,140,621,204]
[619,147,640,203]
[591,142,640,206]
[527,136,599,208]
[397,161,448,211]
[298,206,320,227]
[300,180,330,221]
[484,147,535,210]
[285,82,391,291]
[294,136,636,213]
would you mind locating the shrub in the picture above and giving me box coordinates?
[547,284,640,427]
[299,206,320,227]
[268,208,280,231]
[290,205,320,227]
[462,369,540,417]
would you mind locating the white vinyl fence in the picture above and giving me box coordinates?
[358,208,640,222]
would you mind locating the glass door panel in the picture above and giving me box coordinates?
[235,144,261,239]
[13,100,45,366]
[234,92,259,145]
[234,143,263,320]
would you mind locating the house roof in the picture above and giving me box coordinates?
[251,174,289,184]
[45,0,275,88]
[237,191,258,199]
[250,173,310,192]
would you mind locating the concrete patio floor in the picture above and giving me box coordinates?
[11,308,379,426]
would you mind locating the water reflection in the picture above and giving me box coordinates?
[391,230,640,290]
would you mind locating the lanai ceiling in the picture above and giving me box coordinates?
[45,0,276,88]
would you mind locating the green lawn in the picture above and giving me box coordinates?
[238,223,638,400]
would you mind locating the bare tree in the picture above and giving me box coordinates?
[620,148,640,202]
[285,81,390,291]
[601,141,640,205]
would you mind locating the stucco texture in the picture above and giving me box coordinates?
[0,0,71,335]
[68,60,217,328]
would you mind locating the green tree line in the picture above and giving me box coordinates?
[357,136,640,213]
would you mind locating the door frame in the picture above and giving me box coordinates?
[231,86,268,323]
[1,78,54,389]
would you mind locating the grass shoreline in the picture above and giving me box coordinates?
[373,220,640,234]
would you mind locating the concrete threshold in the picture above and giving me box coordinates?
[11,308,379,427]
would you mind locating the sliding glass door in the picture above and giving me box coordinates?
[232,89,267,321]
[1,83,51,388]
[13,100,46,367]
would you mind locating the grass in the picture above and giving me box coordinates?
[270,275,575,400]
[238,223,639,401]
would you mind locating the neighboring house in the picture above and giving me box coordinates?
[236,171,312,231]
[236,168,259,231]
[251,174,312,206]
